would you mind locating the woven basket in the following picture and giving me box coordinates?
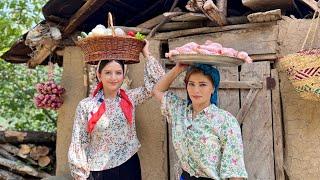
[76,13,145,64]
[279,12,320,101]
[279,49,320,101]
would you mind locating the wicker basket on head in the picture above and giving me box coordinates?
[76,12,145,65]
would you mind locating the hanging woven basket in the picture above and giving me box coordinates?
[76,12,145,65]
[279,12,320,101]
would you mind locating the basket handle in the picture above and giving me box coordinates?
[301,11,320,51]
[108,12,116,37]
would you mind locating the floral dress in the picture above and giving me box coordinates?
[161,91,248,179]
[68,56,165,180]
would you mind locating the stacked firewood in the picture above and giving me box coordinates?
[0,130,56,179]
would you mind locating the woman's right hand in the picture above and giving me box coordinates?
[174,62,188,73]
[142,40,151,58]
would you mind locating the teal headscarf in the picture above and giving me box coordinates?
[186,64,220,105]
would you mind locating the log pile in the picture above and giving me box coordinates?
[0,131,56,180]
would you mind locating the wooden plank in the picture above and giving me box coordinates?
[202,0,227,26]
[170,79,263,89]
[159,22,203,32]
[242,0,292,10]
[217,66,240,117]
[217,0,228,17]
[171,13,208,21]
[236,88,260,124]
[251,53,278,61]
[154,21,277,40]
[137,14,165,29]
[163,12,185,18]
[299,0,320,12]
[27,40,57,68]
[63,0,108,35]
[168,23,278,56]
[271,69,285,180]
[0,131,55,143]
[247,9,282,23]
[240,61,274,179]
[0,169,24,180]
[225,16,249,25]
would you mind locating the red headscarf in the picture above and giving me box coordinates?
[87,82,133,133]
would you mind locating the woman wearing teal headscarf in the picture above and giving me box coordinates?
[153,62,247,180]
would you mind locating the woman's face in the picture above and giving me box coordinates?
[186,72,214,107]
[97,61,124,92]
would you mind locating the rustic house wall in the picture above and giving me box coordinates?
[278,18,320,180]
[128,40,168,180]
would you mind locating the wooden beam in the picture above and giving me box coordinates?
[137,14,165,29]
[0,130,56,144]
[168,75,263,89]
[251,54,278,61]
[63,0,109,35]
[170,13,208,21]
[0,169,24,180]
[0,156,50,178]
[206,16,249,26]
[159,21,203,31]
[298,0,320,12]
[27,40,57,68]
[202,0,227,26]
[217,0,227,17]
[220,81,263,89]
[154,22,277,40]
[3,55,30,62]
[242,0,292,10]
[271,69,285,180]
[163,12,185,18]
[247,9,282,23]
[236,88,260,124]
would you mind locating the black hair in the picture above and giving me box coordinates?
[97,60,125,73]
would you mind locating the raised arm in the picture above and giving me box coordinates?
[152,62,187,103]
[126,40,165,105]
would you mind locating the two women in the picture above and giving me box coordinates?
[68,41,165,180]
[69,41,248,180]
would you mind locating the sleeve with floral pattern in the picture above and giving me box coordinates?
[127,56,165,105]
[68,101,90,180]
[160,91,186,124]
[219,112,248,179]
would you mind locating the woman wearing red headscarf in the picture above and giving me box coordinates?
[68,41,165,180]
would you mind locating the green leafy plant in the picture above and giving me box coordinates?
[135,32,145,41]
[0,0,58,132]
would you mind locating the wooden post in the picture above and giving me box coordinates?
[271,69,285,180]
[56,47,87,178]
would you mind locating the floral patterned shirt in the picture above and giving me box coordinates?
[161,91,248,179]
[68,56,165,180]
